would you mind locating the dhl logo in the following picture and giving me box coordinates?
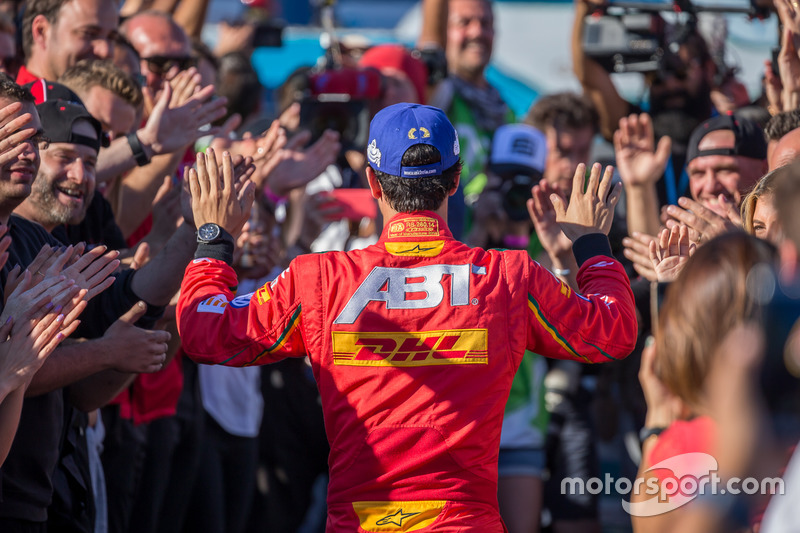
[331,329,488,366]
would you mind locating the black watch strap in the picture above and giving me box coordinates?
[639,426,666,446]
[127,133,151,166]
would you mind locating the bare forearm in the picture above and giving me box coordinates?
[25,340,113,397]
[97,136,140,184]
[0,386,24,466]
[131,223,197,306]
[571,1,592,83]
[115,152,183,238]
[418,0,447,48]
[150,0,180,12]
[571,1,629,140]
[551,251,580,292]
[68,370,136,412]
[626,185,661,238]
[173,0,211,38]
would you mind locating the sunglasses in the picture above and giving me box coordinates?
[142,55,196,76]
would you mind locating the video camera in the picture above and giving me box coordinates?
[582,0,768,75]
[297,67,382,151]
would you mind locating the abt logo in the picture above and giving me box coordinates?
[334,264,473,325]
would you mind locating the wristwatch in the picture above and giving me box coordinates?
[126,133,151,166]
[197,223,223,244]
[639,426,666,446]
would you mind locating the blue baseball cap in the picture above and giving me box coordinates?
[366,103,460,178]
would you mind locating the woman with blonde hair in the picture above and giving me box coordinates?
[741,167,789,245]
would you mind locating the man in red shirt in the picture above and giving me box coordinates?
[18,0,117,85]
[178,103,637,532]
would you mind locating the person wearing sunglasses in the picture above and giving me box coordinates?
[121,12,195,96]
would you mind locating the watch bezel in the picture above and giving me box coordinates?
[198,223,222,243]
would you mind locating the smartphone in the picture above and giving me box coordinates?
[321,189,377,222]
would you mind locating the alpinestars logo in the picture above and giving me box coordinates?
[376,509,420,526]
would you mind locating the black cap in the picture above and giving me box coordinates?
[686,113,767,163]
[36,99,107,152]
[23,79,83,106]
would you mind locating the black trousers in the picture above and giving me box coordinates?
[182,413,259,533]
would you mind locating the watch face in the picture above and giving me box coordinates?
[198,223,221,242]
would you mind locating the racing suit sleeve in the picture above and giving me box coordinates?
[177,256,307,367]
[525,233,637,363]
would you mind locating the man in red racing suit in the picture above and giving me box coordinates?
[177,103,637,532]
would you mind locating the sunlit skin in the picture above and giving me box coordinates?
[81,85,136,141]
[446,0,493,86]
[30,0,117,80]
[0,99,42,218]
[15,120,98,230]
[543,125,594,199]
[752,193,783,245]
[124,13,190,94]
[769,127,800,171]
[687,130,766,214]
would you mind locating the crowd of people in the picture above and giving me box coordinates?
[0,0,798,532]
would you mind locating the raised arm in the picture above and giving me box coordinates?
[614,113,670,238]
[525,162,637,362]
[177,150,309,366]
[571,0,631,141]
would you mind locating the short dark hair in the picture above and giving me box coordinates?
[22,0,68,59]
[373,144,461,213]
[526,92,599,134]
[764,110,800,143]
[0,73,34,103]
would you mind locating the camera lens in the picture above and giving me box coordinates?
[501,174,536,222]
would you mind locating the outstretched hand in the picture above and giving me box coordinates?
[664,196,739,245]
[613,113,672,188]
[527,179,572,258]
[649,226,696,283]
[188,148,256,235]
[548,162,622,241]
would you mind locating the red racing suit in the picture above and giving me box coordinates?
[177,211,637,532]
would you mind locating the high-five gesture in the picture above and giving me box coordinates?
[188,148,256,235]
[545,162,622,241]
[613,114,672,188]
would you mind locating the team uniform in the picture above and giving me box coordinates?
[178,208,636,532]
[178,103,636,532]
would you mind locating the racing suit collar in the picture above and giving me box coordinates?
[379,211,453,244]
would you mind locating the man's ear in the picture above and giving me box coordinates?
[366,166,382,200]
[31,14,51,50]
[448,172,461,197]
